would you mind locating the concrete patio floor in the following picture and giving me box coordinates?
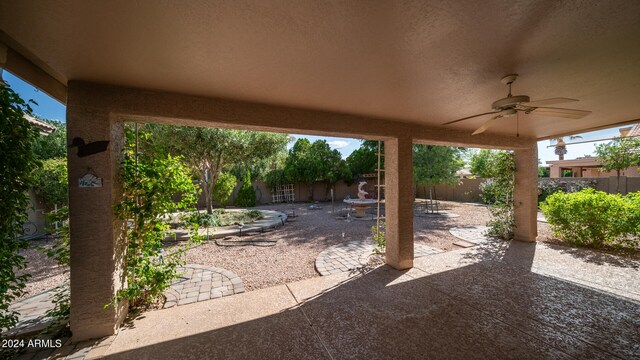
[91,240,640,359]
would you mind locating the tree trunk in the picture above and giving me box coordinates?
[308,183,314,201]
[617,169,621,194]
[204,177,213,214]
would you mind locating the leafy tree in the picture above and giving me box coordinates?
[311,140,350,199]
[346,140,380,177]
[32,118,66,161]
[285,139,351,200]
[595,137,640,193]
[285,139,319,200]
[212,172,237,208]
[230,145,288,182]
[469,149,502,178]
[140,125,288,213]
[0,85,38,334]
[33,157,68,209]
[538,166,550,178]
[265,168,291,189]
[413,145,465,199]
[235,170,257,207]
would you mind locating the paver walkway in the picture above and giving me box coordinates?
[4,289,57,338]
[315,239,443,276]
[163,264,245,308]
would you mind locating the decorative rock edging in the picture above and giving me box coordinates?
[416,211,461,218]
[168,210,288,240]
[315,240,443,276]
[449,226,491,245]
[164,264,245,308]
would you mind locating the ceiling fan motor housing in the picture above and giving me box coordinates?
[492,95,530,110]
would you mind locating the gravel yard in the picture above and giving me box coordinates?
[11,200,586,302]
[16,237,69,301]
[184,201,555,292]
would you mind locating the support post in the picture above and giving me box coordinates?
[67,85,126,341]
[513,144,538,242]
[384,136,414,269]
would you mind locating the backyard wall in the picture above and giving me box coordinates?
[414,178,484,202]
[195,176,640,209]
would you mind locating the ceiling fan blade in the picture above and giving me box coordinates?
[521,97,578,107]
[472,115,503,135]
[442,111,500,125]
[530,107,592,119]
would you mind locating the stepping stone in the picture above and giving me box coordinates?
[453,240,477,248]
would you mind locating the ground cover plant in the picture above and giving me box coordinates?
[186,209,263,228]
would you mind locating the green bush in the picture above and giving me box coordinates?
[33,157,68,209]
[479,179,502,205]
[212,172,237,208]
[235,170,256,207]
[371,221,386,255]
[541,189,639,248]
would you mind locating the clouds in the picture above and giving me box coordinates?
[328,140,350,149]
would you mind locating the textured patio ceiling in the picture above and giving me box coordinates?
[1,0,639,139]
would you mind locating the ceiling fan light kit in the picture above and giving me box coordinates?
[444,74,591,135]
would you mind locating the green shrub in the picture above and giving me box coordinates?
[479,179,502,205]
[33,157,68,209]
[541,189,637,248]
[187,210,223,227]
[212,172,237,208]
[235,170,256,207]
[479,152,515,240]
[246,210,263,219]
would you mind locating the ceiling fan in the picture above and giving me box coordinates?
[442,74,592,135]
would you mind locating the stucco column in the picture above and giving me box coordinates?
[67,85,127,341]
[513,144,538,242]
[384,136,414,269]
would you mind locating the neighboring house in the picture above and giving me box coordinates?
[546,157,640,178]
[547,124,640,178]
[25,114,57,134]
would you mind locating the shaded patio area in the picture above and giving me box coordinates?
[91,240,639,359]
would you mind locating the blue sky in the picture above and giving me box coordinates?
[4,70,629,164]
